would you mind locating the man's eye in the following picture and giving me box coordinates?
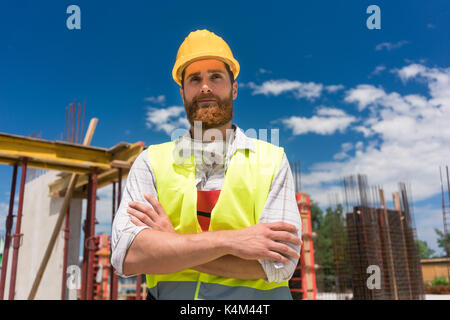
[190,76,200,82]
[212,74,222,79]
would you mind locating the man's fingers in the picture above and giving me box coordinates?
[267,222,298,233]
[270,231,301,246]
[266,251,289,264]
[144,193,165,216]
[127,208,154,228]
[130,216,146,227]
[269,242,299,260]
[128,201,158,221]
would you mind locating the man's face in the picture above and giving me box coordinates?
[180,59,238,130]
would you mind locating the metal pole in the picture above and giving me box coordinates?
[61,206,70,300]
[445,166,450,257]
[80,101,86,145]
[110,182,117,300]
[298,161,302,192]
[294,162,298,193]
[8,158,28,300]
[75,103,81,144]
[86,167,98,300]
[0,163,18,300]
[81,175,92,300]
[136,275,142,300]
[379,189,398,300]
[111,169,122,300]
[444,166,450,283]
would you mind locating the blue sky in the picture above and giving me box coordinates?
[1,0,449,255]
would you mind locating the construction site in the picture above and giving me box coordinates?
[0,101,449,300]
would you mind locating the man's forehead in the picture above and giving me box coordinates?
[184,59,227,75]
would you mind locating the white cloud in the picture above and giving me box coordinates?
[341,142,353,153]
[375,40,409,51]
[344,84,387,111]
[316,106,347,117]
[369,65,386,77]
[245,80,323,101]
[325,84,345,93]
[353,125,374,138]
[394,63,427,82]
[144,95,166,105]
[281,106,356,135]
[355,141,364,150]
[145,105,189,135]
[301,63,450,212]
[245,80,345,100]
[332,142,362,161]
[333,152,349,161]
[258,68,272,74]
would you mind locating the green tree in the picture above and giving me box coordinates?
[434,228,450,257]
[311,202,350,292]
[310,201,323,231]
[415,239,435,259]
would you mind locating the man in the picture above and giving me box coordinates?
[111,29,302,300]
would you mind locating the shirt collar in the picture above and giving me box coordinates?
[176,123,256,155]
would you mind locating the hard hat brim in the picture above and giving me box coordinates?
[172,53,240,86]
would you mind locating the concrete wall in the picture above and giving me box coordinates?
[3,171,82,300]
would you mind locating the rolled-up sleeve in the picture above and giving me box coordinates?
[257,153,302,283]
[111,149,157,277]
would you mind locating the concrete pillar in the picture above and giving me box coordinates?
[3,171,82,300]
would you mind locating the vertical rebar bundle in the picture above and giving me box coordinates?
[439,166,450,282]
[64,99,86,144]
[343,174,425,300]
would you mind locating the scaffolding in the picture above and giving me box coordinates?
[289,192,317,300]
[0,101,145,300]
[289,161,317,300]
[343,174,425,300]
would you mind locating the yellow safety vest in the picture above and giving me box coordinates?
[145,137,292,300]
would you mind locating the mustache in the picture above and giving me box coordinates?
[193,94,218,103]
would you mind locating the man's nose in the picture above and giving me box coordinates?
[201,81,212,93]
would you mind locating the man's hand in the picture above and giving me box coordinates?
[226,222,301,264]
[127,193,175,233]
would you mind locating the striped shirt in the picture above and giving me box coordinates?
[111,124,302,283]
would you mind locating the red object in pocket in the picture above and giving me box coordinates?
[197,190,221,232]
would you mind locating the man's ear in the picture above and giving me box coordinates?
[232,81,238,100]
[180,87,184,100]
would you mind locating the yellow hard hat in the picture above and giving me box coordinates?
[172,29,240,86]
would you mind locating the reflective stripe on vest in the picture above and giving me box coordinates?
[149,281,292,300]
[148,281,198,300]
[146,137,291,300]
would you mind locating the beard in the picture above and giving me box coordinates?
[183,90,234,130]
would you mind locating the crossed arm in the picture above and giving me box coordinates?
[122,193,301,280]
